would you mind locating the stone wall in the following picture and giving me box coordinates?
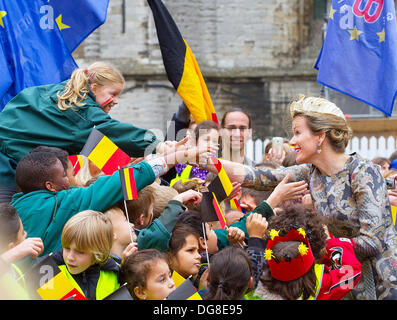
[74,0,325,140]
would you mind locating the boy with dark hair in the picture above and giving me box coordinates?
[29,146,78,187]
[15,151,69,193]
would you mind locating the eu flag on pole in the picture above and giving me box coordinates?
[315,0,397,116]
[0,0,109,111]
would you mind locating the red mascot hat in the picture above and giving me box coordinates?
[265,226,314,281]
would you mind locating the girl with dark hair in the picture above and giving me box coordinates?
[250,204,362,300]
[204,246,253,300]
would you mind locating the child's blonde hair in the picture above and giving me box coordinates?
[151,184,178,219]
[61,210,114,265]
[57,61,125,110]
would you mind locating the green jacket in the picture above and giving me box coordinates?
[0,81,159,163]
[137,200,186,252]
[11,161,155,256]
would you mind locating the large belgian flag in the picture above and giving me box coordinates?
[80,128,131,175]
[147,0,218,124]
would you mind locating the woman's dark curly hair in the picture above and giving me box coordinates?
[259,202,328,300]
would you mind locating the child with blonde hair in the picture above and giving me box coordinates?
[44,210,120,300]
[104,206,137,266]
[119,249,176,300]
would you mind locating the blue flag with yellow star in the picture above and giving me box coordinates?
[0,0,109,111]
[315,0,397,116]
[50,0,109,53]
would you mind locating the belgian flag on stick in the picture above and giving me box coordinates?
[147,0,218,125]
[24,255,87,300]
[210,157,233,198]
[212,192,227,230]
[80,128,131,175]
[119,167,139,200]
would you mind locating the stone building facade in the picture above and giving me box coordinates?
[73,0,395,142]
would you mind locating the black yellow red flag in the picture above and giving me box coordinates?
[24,254,87,300]
[167,275,202,300]
[147,0,218,124]
[119,167,139,200]
[80,128,131,175]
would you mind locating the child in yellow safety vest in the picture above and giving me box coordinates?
[44,210,120,300]
[0,203,44,299]
[171,120,220,187]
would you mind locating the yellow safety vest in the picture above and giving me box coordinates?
[170,165,193,187]
[59,265,119,300]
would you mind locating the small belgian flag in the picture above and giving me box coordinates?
[212,192,227,230]
[80,128,131,175]
[119,167,138,200]
[167,275,202,300]
[24,255,87,300]
[210,157,233,197]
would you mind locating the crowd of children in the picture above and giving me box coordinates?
[2,61,396,301]
[0,139,367,300]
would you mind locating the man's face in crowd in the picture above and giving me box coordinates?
[221,111,252,152]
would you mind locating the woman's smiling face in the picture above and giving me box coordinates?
[289,116,319,164]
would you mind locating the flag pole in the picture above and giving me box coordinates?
[123,200,134,244]
[201,222,210,270]
[118,165,134,244]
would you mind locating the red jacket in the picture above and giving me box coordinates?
[315,237,362,300]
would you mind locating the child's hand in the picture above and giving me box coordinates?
[226,227,245,246]
[1,238,44,263]
[302,191,314,210]
[266,174,308,208]
[173,189,202,205]
[246,213,268,238]
[198,268,210,291]
[224,182,242,203]
[388,189,397,207]
[121,242,138,264]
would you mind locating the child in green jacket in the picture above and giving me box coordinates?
[11,150,156,257]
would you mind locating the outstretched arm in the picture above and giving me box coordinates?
[204,158,311,191]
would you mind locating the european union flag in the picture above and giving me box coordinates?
[50,0,109,53]
[0,0,109,111]
[315,0,397,116]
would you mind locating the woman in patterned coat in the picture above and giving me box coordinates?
[205,95,397,300]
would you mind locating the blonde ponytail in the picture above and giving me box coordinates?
[57,61,125,110]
